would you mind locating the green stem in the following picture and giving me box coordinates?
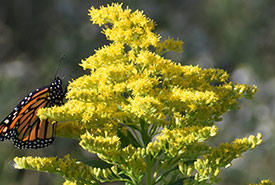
[153,166,178,185]
[125,171,140,185]
[146,155,152,185]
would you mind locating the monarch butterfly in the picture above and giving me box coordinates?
[0,77,65,149]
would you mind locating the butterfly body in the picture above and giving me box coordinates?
[0,77,64,149]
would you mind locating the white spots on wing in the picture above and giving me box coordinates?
[3,127,8,132]
[12,115,17,120]
[4,119,9,124]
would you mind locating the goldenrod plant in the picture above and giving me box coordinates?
[14,3,266,185]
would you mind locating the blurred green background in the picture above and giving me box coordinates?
[0,0,274,184]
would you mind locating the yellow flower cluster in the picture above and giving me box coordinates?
[15,3,263,185]
[14,155,118,184]
[56,121,86,138]
[156,37,183,55]
[249,180,275,185]
[192,133,262,183]
[89,3,159,49]
[80,132,147,177]
[146,126,218,158]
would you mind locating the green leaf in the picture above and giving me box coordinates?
[81,159,113,169]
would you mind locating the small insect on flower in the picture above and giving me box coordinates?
[0,59,66,149]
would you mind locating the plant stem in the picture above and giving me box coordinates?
[146,155,152,185]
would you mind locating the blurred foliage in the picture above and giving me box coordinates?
[0,0,274,184]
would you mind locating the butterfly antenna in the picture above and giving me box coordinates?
[61,74,74,81]
[54,54,66,79]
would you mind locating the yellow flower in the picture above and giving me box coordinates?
[249,180,275,185]
[89,3,159,49]
[156,37,183,55]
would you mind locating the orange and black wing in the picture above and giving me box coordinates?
[0,77,64,149]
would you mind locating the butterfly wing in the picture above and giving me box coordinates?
[0,77,64,149]
[0,108,18,141]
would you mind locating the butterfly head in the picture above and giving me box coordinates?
[49,77,65,106]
